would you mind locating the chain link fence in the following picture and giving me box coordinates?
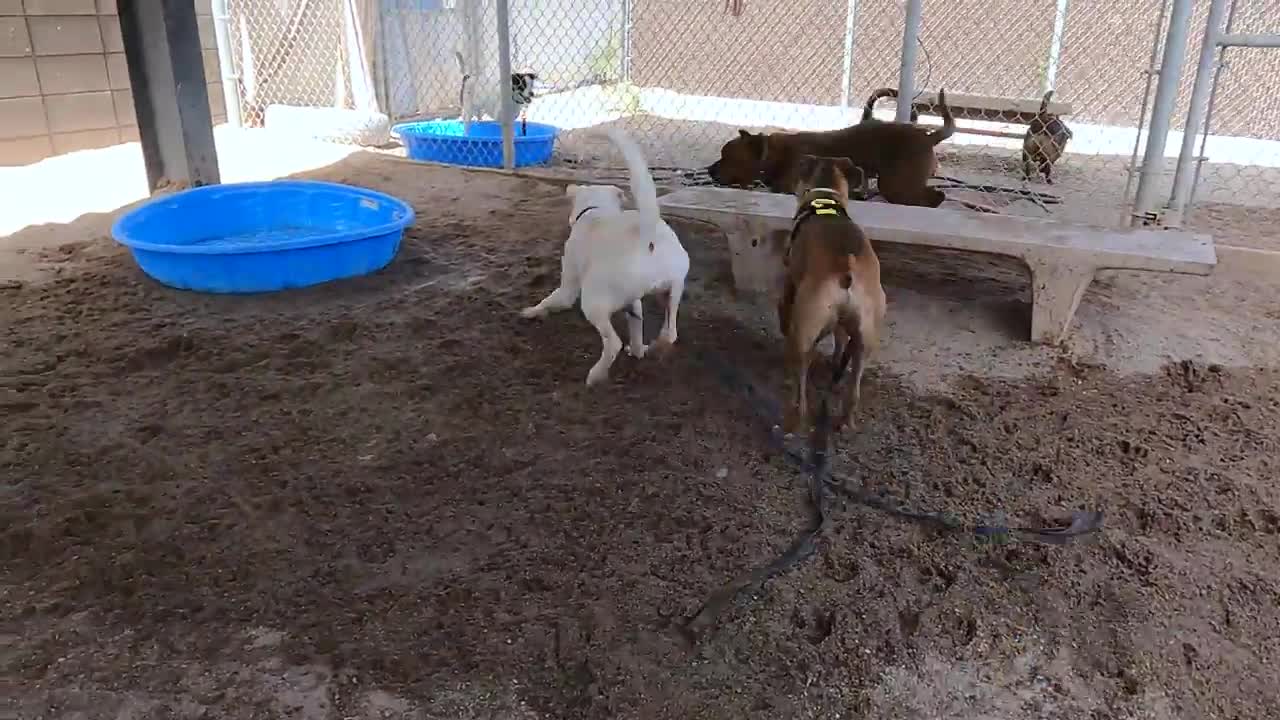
[215,0,1280,244]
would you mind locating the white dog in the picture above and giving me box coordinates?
[520,127,690,386]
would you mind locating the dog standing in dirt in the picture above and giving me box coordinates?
[778,154,886,435]
[520,128,689,387]
[706,89,954,207]
[1022,90,1072,184]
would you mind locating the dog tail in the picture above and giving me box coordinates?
[1039,90,1054,115]
[861,87,899,122]
[929,88,955,145]
[604,126,660,225]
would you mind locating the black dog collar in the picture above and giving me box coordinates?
[572,206,599,225]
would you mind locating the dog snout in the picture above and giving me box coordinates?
[706,160,721,182]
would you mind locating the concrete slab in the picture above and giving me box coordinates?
[658,186,1218,345]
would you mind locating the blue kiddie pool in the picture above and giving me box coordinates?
[111,180,415,294]
[393,119,558,168]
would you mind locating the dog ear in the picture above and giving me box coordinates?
[835,157,856,179]
[738,129,753,139]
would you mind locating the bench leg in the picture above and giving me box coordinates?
[1028,260,1095,345]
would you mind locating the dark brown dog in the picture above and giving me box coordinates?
[859,87,920,124]
[778,154,886,435]
[1022,90,1072,184]
[707,90,954,207]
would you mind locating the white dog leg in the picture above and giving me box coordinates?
[583,301,623,386]
[657,280,684,346]
[521,284,579,319]
[625,299,647,359]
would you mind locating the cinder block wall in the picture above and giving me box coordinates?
[0,0,227,167]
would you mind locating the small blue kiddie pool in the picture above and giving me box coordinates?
[393,119,558,168]
[111,180,415,294]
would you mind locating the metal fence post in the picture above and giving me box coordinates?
[210,0,242,127]
[1042,0,1069,93]
[1130,0,1194,226]
[1166,0,1228,227]
[495,0,516,170]
[895,0,923,122]
[839,0,859,108]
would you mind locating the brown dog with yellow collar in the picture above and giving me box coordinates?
[778,154,886,435]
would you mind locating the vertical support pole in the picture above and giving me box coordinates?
[895,0,923,123]
[839,0,859,108]
[1188,0,1240,215]
[620,0,632,82]
[495,0,516,170]
[1130,0,1194,226]
[1166,0,1228,227]
[1043,0,1069,93]
[118,0,221,192]
[1120,0,1169,223]
[210,0,242,127]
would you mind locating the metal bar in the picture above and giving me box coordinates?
[620,0,632,83]
[1166,0,1228,226]
[495,0,516,170]
[895,0,923,123]
[117,0,220,191]
[210,0,242,127]
[1217,33,1280,47]
[839,0,859,108]
[1043,0,1070,93]
[1130,0,1194,226]
[1120,0,1170,223]
[1188,0,1240,214]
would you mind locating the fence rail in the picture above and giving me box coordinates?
[214,0,1280,246]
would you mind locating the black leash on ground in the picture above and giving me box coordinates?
[682,339,857,641]
[681,346,1103,640]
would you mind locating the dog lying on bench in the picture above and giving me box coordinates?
[707,89,954,207]
[778,154,886,435]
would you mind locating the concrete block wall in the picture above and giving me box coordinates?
[0,0,227,167]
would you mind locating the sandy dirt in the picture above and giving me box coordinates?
[3,150,1280,719]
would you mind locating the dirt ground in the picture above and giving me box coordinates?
[3,151,1280,719]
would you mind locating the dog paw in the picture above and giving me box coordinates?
[627,343,648,359]
[520,306,543,319]
[586,366,610,386]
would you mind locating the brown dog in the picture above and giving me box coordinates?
[778,154,886,435]
[1022,90,1072,184]
[707,89,953,207]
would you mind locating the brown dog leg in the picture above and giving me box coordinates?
[879,164,945,208]
[782,286,829,435]
[833,324,867,431]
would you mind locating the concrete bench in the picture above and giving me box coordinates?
[910,90,1074,141]
[658,187,1216,344]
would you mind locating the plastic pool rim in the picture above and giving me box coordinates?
[110,180,416,256]
[391,119,559,168]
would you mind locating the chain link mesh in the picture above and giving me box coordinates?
[219,0,1280,239]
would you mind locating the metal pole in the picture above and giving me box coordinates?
[1043,0,1069,93]
[839,0,859,108]
[1188,0,1240,215]
[1120,0,1169,223]
[210,0,242,127]
[895,0,923,123]
[1130,0,1194,226]
[1166,0,1228,227]
[1216,33,1280,47]
[495,0,516,170]
[620,0,632,82]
